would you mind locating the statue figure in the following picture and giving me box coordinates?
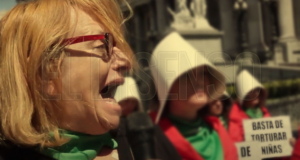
[168,0,218,31]
[190,0,207,18]
[175,0,189,13]
[167,0,194,29]
[190,0,218,30]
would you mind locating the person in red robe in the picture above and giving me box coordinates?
[205,92,233,129]
[149,32,238,160]
[228,70,270,143]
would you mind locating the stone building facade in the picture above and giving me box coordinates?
[124,0,300,66]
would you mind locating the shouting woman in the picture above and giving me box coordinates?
[0,0,137,159]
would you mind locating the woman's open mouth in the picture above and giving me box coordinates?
[100,85,118,100]
[99,84,122,115]
[99,78,124,100]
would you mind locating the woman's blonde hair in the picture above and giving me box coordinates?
[0,0,133,147]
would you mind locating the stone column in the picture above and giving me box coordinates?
[155,0,168,33]
[292,0,300,39]
[218,0,239,58]
[277,0,297,42]
[274,0,300,64]
[245,0,269,63]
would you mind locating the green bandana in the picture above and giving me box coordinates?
[39,130,118,160]
[245,107,263,119]
[219,116,228,129]
[168,114,224,160]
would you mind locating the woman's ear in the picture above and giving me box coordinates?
[46,81,55,95]
[43,80,60,98]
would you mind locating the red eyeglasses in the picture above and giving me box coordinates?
[62,33,115,58]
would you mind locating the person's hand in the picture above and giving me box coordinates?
[290,137,297,147]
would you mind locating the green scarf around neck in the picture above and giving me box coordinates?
[219,116,228,129]
[168,114,224,160]
[38,130,118,160]
[245,107,263,119]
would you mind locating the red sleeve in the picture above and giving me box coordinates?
[228,103,246,143]
[262,107,271,117]
[205,116,238,160]
[291,128,300,160]
[228,119,244,143]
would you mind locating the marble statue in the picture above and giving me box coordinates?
[190,0,207,18]
[168,0,218,31]
[168,0,194,29]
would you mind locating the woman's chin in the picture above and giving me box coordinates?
[189,96,208,108]
[94,106,122,132]
[248,101,260,107]
[215,111,223,116]
[84,118,120,135]
[214,106,223,115]
[98,114,120,130]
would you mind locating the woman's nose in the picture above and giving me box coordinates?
[111,47,131,74]
[216,100,222,106]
